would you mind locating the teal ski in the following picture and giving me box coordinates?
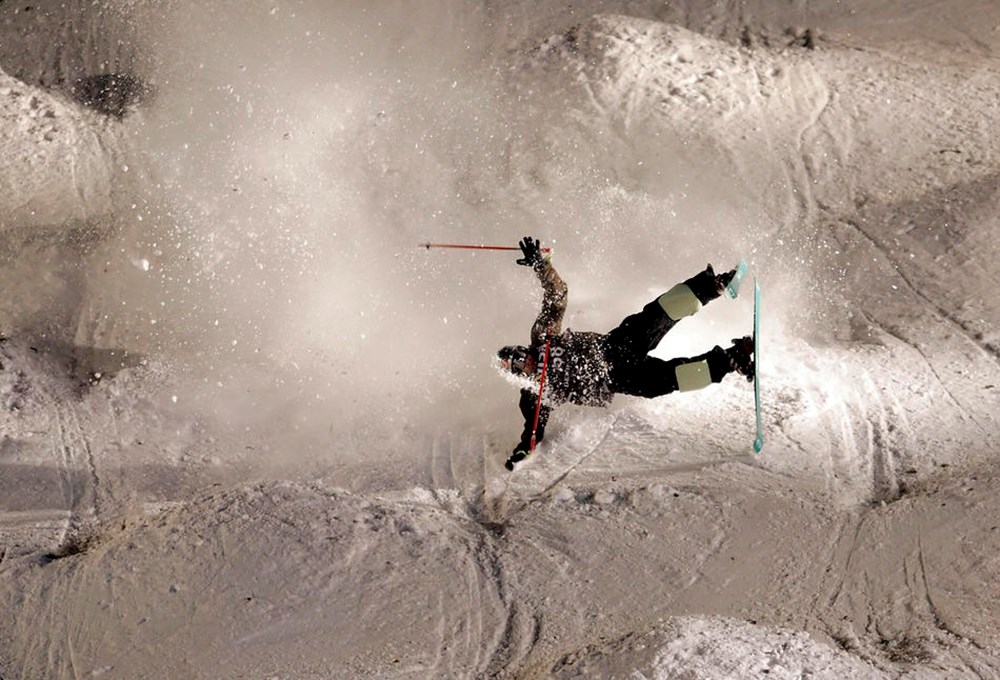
[726,260,749,299]
[752,279,763,453]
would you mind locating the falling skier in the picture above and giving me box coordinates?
[497,236,754,471]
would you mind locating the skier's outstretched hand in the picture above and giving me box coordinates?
[516,236,544,269]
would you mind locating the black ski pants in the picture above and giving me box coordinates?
[604,295,729,399]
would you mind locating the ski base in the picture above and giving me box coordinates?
[726,260,749,299]
[752,279,763,453]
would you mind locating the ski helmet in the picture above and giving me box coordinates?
[497,345,530,374]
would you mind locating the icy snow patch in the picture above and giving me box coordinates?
[653,617,884,679]
[555,616,884,679]
[0,68,115,230]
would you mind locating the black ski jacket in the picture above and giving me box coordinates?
[514,260,613,449]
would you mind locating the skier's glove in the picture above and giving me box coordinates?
[505,447,530,471]
[690,263,736,302]
[715,267,736,294]
[516,236,545,269]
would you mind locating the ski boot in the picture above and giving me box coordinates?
[726,336,755,382]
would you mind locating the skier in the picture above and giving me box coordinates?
[497,236,754,471]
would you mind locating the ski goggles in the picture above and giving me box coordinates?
[499,346,530,374]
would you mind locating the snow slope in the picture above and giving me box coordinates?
[1,1,999,678]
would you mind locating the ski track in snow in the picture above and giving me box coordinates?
[849,212,1000,368]
[0,345,101,558]
[2,3,1000,679]
[50,397,99,547]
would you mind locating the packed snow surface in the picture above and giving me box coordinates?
[1,1,999,678]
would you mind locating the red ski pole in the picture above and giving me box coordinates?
[418,242,552,253]
[529,336,552,454]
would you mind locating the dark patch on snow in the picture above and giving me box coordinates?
[478,519,507,538]
[831,633,860,655]
[740,24,821,50]
[469,501,508,538]
[70,73,151,118]
[785,26,818,50]
[879,635,934,665]
[40,531,95,564]
[531,24,582,61]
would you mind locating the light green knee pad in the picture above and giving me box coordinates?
[675,359,712,392]
[658,284,702,321]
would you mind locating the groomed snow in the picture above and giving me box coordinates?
[1,1,999,678]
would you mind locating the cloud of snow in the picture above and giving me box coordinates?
[74,2,536,458]
[72,3,809,463]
